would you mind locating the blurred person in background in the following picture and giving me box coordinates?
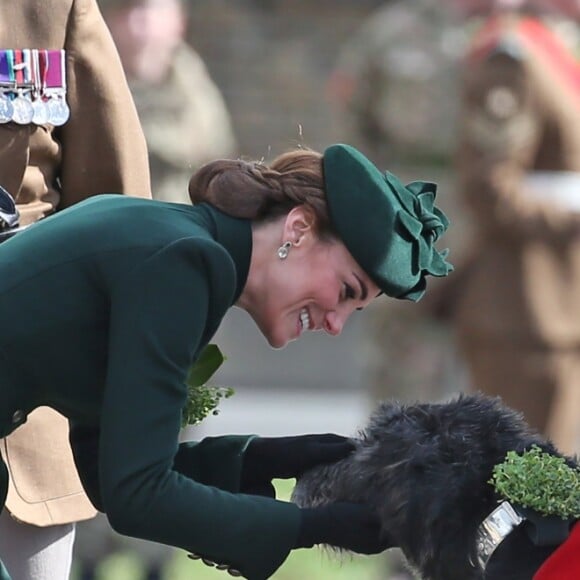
[0,1,151,579]
[328,7,468,578]
[73,0,237,578]
[328,0,469,413]
[100,0,237,204]
[332,0,580,457]
[447,0,580,457]
[328,0,464,175]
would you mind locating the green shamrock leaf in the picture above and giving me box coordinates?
[181,344,234,428]
[489,445,580,519]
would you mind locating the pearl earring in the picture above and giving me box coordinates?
[277,241,292,260]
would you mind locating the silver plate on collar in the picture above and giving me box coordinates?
[474,501,525,570]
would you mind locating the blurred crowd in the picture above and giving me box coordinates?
[334,1,580,576]
[4,0,577,578]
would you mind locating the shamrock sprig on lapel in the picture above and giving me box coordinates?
[181,344,234,428]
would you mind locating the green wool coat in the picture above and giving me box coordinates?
[0,196,301,580]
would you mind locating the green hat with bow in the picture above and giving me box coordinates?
[322,144,453,301]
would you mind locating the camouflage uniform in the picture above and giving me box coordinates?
[134,43,237,203]
[329,0,467,168]
[329,0,469,410]
[330,3,470,579]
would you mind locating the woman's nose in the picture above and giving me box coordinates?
[323,311,345,336]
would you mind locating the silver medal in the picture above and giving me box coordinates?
[31,98,49,125]
[11,95,34,124]
[0,94,14,124]
[47,96,70,126]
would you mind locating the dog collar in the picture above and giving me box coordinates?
[474,501,525,570]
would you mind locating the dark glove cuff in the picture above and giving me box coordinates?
[294,504,392,554]
[295,507,330,549]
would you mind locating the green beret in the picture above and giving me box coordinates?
[322,144,453,301]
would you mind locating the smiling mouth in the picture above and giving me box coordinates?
[299,308,311,332]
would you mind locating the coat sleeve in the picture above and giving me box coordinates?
[68,422,103,511]
[57,0,151,203]
[70,424,258,512]
[456,49,580,241]
[99,237,301,580]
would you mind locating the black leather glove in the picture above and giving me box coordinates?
[295,502,391,554]
[240,434,354,498]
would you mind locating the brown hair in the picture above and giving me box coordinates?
[188,149,337,239]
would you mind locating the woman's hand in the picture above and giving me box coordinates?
[295,502,392,554]
[240,434,354,497]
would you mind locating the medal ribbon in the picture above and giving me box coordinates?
[0,49,61,90]
[0,52,11,85]
[0,48,66,124]
[44,50,65,90]
[22,49,32,86]
[15,49,25,86]
[4,50,15,89]
[38,50,48,92]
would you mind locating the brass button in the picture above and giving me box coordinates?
[227,569,243,577]
[201,558,215,567]
[12,410,24,424]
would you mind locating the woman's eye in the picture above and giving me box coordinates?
[343,283,356,300]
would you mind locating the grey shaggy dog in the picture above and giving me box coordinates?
[291,394,578,580]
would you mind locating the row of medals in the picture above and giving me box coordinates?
[0,89,70,126]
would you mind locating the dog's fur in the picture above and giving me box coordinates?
[292,394,578,580]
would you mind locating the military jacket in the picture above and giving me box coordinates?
[0,0,151,528]
[0,196,301,580]
[454,14,580,347]
[133,43,237,204]
[0,0,150,224]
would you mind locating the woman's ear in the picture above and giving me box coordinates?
[283,205,317,246]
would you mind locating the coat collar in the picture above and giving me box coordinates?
[200,203,252,305]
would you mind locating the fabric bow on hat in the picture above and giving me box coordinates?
[385,171,453,300]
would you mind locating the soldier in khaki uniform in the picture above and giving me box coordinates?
[453,0,580,455]
[0,0,151,578]
[99,0,237,205]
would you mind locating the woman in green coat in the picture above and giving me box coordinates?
[0,143,452,580]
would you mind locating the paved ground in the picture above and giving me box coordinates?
[184,387,373,441]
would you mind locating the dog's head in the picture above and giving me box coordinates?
[292,394,574,579]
